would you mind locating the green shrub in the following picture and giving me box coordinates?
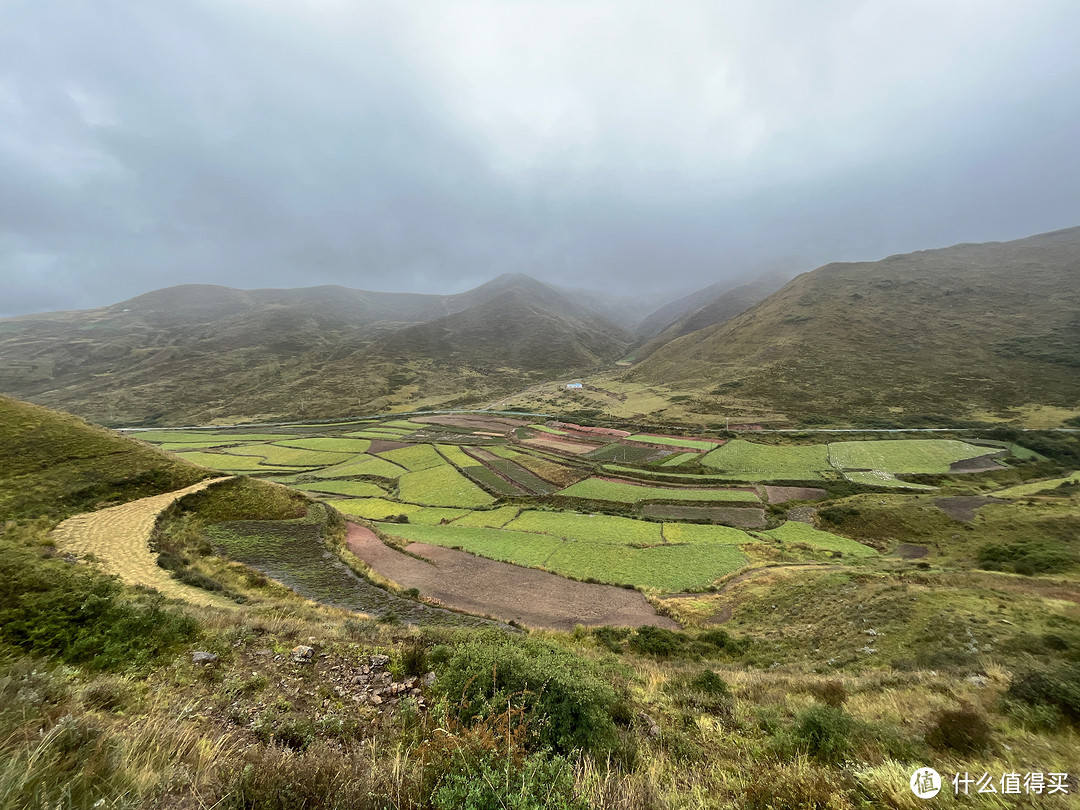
[977,540,1075,575]
[1006,663,1080,723]
[400,643,428,678]
[627,626,745,660]
[789,704,853,763]
[0,532,200,672]
[433,631,619,755]
[592,626,631,653]
[255,712,315,751]
[925,706,993,753]
[431,749,584,810]
[809,680,847,707]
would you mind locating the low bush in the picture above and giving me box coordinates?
[1006,663,1080,724]
[433,631,620,755]
[925,706,993,753]
[786,704,854,763]
[808,680,847,707]
[626,626,745,659]
[978,540,1075,575]
[0,529,200,672]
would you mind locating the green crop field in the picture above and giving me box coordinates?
[128,431,294,443]
[660,452,699,467]
[626,434,722,451]
[827,439,990,474]
[760,522,877,557]
[557,478,759,504]
[510,453,584,486]
[662,523,752,545]
[308,454,407,480]
[993,471,1080,498]
[600,465,739,483]
[461,465,524,496]
[159,440,261,450]
[379,520,748,590]
[449,506,522,528]
[506,510,664,546]
[296,480,387,497]
[383,420,430,430]
[485,458,558,494]
[377,444,446,471]
[529,424,569,435]
[487,445,523,459]
[273,437,372,453]
[332,498,420,521]
[342,430,409,440]
[397,464,496,507]
[173,450,292,472]
[223,444,358,468]
[701,440,832,480]
[585,443,660,463]
[842,471,936,490]
[434,444,476,468]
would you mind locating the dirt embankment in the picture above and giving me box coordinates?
[346,523,679,632]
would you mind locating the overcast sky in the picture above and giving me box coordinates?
[2,1,1079,316]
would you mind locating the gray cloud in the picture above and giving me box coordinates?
[2,0,1079,316]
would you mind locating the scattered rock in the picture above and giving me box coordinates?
[641,713,660,739]
[192,651,218,665]
[422,671,436,687]
[966,675,989,688]
[291,645,315,663]
[369,654,390,671]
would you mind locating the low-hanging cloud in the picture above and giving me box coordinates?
[2,0,1079,316]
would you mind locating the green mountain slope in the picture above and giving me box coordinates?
[0,275,629,425]
[627,226,1080,423]
[633,273,786,360]
[0,395,213,519]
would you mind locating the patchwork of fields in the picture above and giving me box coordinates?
[131,415,1061,622]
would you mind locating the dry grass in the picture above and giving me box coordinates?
[50,477,235,607]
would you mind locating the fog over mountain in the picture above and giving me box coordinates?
[3,1,1080,316]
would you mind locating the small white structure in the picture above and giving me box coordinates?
[565,382,583,389]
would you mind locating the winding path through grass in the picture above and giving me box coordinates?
[51,477,234,607]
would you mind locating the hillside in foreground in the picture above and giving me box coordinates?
[627,226,1080,425]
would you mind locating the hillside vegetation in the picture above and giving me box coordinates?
[628,226,1080,423]
[0,395,213,519]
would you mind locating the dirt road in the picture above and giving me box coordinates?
[51,477,233,607]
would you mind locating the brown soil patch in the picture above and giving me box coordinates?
[640,504,767,529]
[934,496,1005,522]
[51,477,235,608]
[347,524,678,631]
[765,486,828,504]
[367,439,409,454]
[949,453,1007,473]
[785,506,817,524]
[895,543,930,559]
[521,436,598,455]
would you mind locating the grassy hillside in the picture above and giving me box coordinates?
[0,275,629,426]
[633,273,786,360]
[628,226,1080,424]
[0,395,214,519]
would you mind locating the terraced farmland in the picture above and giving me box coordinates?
[701,440,833,480]
[557,477,760,504]
[136,413,1043,618]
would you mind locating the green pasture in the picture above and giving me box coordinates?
[827,439,990,474]
[273,437,372,453]
[461,465,523,496]
[397,464,496,507]
[626,434,722,451]
[308,454,407,480]
[296,480,388,498]
[993,471,1080,498]
[701,440,832,480]
[529,424,569,435]
[506,510,664,546]
[434,444,475,468]
[129,431,294,443]
[487,445,523,459]
[172,451,291,473]
[449,506,522,528]
[760,522,877,557]
[557,477,759,504]
[485,458,557,494]
[222,443,357,468]
[378,521,749,591]
[159,440,261,450]
[377,444,446,471]
[334,499,469,525]
[584,443,660,463]
[662,523,752,545]
[660,452,699,467]
[842,471,936,490]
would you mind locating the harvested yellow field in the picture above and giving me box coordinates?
[51,477,234,607]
